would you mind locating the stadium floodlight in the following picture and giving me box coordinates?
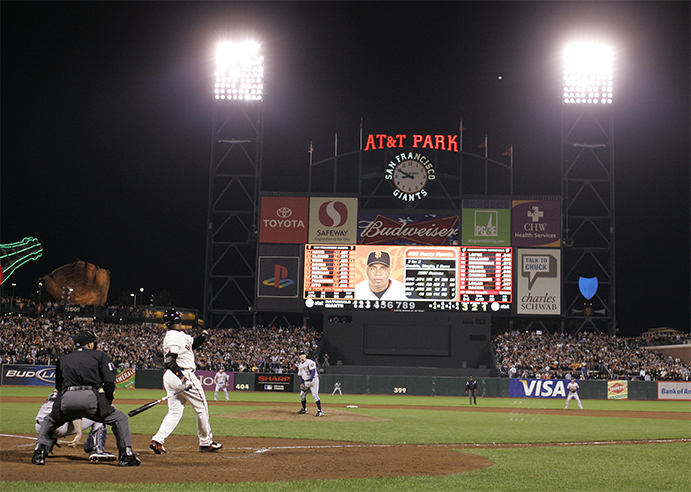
[215,41,264,101]
[563,43,613,105]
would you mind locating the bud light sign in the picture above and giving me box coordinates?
[509,378,570,398]
[2,365,56,386]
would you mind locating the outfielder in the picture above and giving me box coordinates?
[213,367,230,402]
[297,351,324,416]
[150,309,222,454]
[36,389,115,462]
[564,378,584,410]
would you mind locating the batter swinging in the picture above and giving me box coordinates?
[150,309,222,454]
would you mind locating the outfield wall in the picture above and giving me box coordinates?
[3,365,685,400]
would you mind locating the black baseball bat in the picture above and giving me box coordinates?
[128,385,192,417]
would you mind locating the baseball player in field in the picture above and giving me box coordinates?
[35,389,115,462]
[150,309,222,454]
[213,367,230,402]
[564,378,584,410]
[297,351,324,416]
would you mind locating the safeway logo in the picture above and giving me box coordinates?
[318,201,348,227]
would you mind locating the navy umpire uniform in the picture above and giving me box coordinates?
[32,329,140,467]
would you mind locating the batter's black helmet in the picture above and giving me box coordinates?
[163,309,182,327]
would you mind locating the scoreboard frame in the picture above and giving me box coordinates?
[303,244,512,312]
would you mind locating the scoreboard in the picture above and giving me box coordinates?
[303,244,512,312]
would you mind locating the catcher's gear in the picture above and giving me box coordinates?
[163,308,182,327]
[43,260,110,305]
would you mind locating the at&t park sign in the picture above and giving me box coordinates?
[365,133,458,203]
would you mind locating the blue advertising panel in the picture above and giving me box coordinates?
[509,378,570,398]
[2,365,55,386]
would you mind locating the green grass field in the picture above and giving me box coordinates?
[2,386,690,492]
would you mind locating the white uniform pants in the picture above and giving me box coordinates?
[152,369,214,446]
[214,384,229,401]
[565,391,583,409]
[300,378,320,402]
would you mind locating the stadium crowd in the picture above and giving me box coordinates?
[0,315,322,374]
[494,330,691,381]
[1,298,689,381]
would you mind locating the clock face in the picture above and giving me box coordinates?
[392,159,428,194]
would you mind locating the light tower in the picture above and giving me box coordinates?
[561,42,616,334]
[204,40,264,329]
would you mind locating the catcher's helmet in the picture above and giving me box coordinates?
[163,308,182,327]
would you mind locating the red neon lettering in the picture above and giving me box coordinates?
[412,135,423,147]
[447,135,458,152]
[435,135,445,149]
[395,134,406,147]
[422,134,434,148]
[364,134,377,151]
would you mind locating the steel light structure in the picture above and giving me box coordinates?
[561,42,616,335]
[204,40,265,329]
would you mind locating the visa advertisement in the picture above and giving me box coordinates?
[509,378,572,398]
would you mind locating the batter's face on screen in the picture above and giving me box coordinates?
[367,263,391,293]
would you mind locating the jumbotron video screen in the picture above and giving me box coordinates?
[303,244,512,312]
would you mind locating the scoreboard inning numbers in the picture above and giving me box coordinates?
[303,245,512,312]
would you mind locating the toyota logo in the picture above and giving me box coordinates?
[276,207,292,218]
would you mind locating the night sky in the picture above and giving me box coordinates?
[2,2,689,337]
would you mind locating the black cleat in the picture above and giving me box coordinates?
[149,440,166,454]
[31,447,47,465]
[297,408,307,414]
[118,454,141,467]
[199,442,223,452]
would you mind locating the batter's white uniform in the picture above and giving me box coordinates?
[564,380,583,410]
[152,328,215,447]
[213,370,230,402]
[354,278,407,300]
[298,357,320,403]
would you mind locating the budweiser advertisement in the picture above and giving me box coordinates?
[358,213,460,246]
[259,196,309,244]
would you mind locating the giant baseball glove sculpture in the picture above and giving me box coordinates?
[43,260,111,306]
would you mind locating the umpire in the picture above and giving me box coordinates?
[32,329,140,467]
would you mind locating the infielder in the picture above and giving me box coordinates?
[564,378,584,410]
[332,381,342,396]
[150,309,222,454]
[35,389,115,462]
[213,367,230,402]
[297,351,324,416]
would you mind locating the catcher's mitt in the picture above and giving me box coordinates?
[43,260,111,306]
[300,383,310,392]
